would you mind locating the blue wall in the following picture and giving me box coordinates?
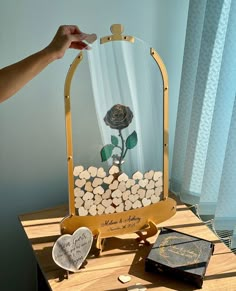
[0,1,189,290]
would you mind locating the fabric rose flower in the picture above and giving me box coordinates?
[104,104,133,130]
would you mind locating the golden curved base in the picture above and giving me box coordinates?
[60,197,176,252]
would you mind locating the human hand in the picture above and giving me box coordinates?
[46,25,97,59]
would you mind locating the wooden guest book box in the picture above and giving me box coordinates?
[145,228,214,288]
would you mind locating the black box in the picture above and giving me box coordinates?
[145,228,214,288]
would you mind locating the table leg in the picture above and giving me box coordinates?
[37,263,51,291]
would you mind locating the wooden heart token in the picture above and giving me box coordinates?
[153,171,162,181]
[75,179,86,188]
[103,175,114,184]
[105,205,115,214]
[146,180,155,190]
[88,205,97,216]
[131,184,139,194]
[127,283,147,291]
[125,200,132,211]
[139,179,148,188]
[102,199,112,208]
[93,186,104,195]
[84,33,97,44]
[73,165,84,176]
[83,191,94,201]
[97,167,106,178]
[92,177,103,187]
[126,179,135,188]
[144,170,154,180]
[132,200,142,209]
[111,189,122,198]
[84,200,93,210]
[155,187,162,196]
[102,189,111,199]
[79,170,90,180]
[129,194,138,203]
[137,188,145,199]
[116,203,124,213]
[85,181,93,192]
[94,194,102,205]
[52,227,93,272]
[151,194,160,204]
[132,171,143,180]
[118,181,127,192]
[75,197,84,208]
[118,275,131,283]
[122,190,130,200]
[146,189,154,198]
[109,165,119,175]
[88,166,97,177]
[118,173,128,182]
[142,197,151,207]
[97,204,105,215]
[74,188,84,197]
[78,207,88,216]
[112,197,122,206]
[155,178,163,187]
[109,180,119,190]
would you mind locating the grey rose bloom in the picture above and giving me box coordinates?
[104,104,133,130]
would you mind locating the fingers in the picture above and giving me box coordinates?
[66,34,89,49]
[66,32,97,50]
[59,25,95,42]
[47,25,96,59]
[70,42,91,50]
[58,25,82,35]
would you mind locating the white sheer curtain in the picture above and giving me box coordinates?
[87,38,163,177]
[171,0,236,248]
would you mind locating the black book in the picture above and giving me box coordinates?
[145,228,214,288]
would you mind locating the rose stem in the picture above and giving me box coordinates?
[122,147,128,160]
[118,129,125,172]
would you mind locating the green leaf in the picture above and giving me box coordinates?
[100,144,115,162]
[111,135,119,146]
[126,131,138,149]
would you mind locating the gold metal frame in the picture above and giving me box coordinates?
[150,48,169,199]
[64,52,83,216]
[61,24,176,248]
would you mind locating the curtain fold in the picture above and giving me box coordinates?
[171,0,236,248]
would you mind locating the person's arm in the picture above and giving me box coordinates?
[0,25,96,103]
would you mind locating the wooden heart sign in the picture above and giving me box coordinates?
[52,227,93,272]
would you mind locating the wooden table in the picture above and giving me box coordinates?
[19,202,236,290]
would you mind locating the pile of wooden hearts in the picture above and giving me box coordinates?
[73,165,163,216]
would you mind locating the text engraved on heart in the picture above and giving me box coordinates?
[52,227,93,272]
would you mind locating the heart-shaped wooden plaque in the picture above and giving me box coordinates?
[52,227,93,272]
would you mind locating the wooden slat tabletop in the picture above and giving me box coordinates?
[19,202,236,291]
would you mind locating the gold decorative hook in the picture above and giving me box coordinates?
[100,24,135,44]
[110,24,124,35]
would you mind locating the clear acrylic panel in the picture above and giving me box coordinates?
[70,37,164,177]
